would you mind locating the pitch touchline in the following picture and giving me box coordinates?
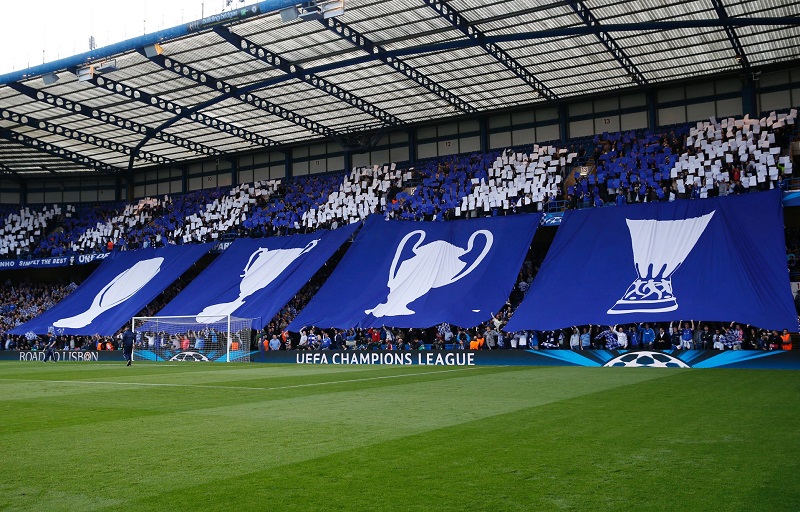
[1,367,478,391]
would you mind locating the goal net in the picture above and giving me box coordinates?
[131,315,253,363]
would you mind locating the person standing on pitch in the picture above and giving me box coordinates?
[43,334,57,363]
[122,328,135,366]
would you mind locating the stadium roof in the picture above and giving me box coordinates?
[0,0,798,177]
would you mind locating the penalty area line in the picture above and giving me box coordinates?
[0,367,479,392]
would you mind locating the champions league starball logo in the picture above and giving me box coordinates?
[169,351,210,362]
[608,212,715,314]
[604,351,690,368]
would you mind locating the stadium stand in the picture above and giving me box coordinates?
[0,161,798,351]
[0,111,797,263]
[0,279,82,349]
[246,172,345,235]
[0,204,66,258]
[0,0,798,350]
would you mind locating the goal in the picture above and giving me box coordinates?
[131,315,253,363]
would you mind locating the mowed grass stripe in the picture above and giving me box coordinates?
[111,369,800,512]
[0,361,487,387]
[0,366,481,391]
[0,367,674,511]
[0,366,503,435]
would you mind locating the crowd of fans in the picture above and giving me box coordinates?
[242,173,343,236]
[253,321,794,352]
[251,251,797,352]
[0,279,121,351]
[0,110,793,261]
[0,111,797,350]
[574,112,795,209]
[0,204,68,258]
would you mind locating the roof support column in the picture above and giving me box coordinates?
[20,180,27,207]
[742,77,757,117]
[408,128,418,167]
[125,169,134,202]
[647,90,657,130]
[229,159,238,188]
[479,117,488,155]
[558,103,568,143]
[284,150,292,182]
[343,150,352,174]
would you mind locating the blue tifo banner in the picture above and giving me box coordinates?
[0,252,110,270]
[156,224,359,330]
[254,348,800,370]
[289,213,541,330]
[10,244,212,336]
[506,189,796,332]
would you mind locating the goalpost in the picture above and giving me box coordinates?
[131,315,253,363]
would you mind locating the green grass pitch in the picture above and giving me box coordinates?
[1,361,798,511]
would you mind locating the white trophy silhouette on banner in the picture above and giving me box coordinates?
[54,257,164,328]
[196,239,319,323]
[608,211,715,314]
[365,229,493,317]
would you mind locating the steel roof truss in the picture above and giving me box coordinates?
[422,0,558,101]
[7,82,222,158]
[0,162,19,176]
[0,106,175,166]
[213,26,405,128]
[566,0,648,87]
[710,0,750,71]
[139,49,336,141]
[0,128,122,174]
[87,73,275,147]
[319,16,478,115]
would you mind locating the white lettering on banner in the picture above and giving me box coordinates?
[365,230,493,318]
[420,352,475,366]
[296,353,330,365]
[54,257,164,328]
[78,253,110,264]
[608,212,715,315]
[295,352,475,366]
[19,351,100,362]
[1,254,106,270]
[198,240,318,323]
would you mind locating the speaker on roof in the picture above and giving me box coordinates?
[42,72,59,86]
[280,6,299,21]
[143,43,163,58]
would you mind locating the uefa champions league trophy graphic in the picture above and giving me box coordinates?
[607,211,715,314]
[196,239,319,323]
[365,229,493,318]
[53,257,164,328]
